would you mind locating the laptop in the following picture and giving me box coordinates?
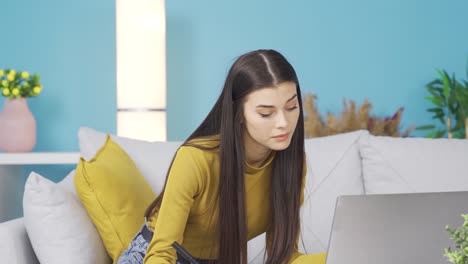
[325,191,468,264]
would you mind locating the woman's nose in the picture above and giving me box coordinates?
[275,110,288,128]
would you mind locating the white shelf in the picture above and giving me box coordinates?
[0,152,80,165]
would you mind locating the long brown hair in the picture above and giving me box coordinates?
[145,49,305,264]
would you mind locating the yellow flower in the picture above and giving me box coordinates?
[33,86,42,94]
[12,88,20,96]
[1,69,42,98]
[21,71,30,79]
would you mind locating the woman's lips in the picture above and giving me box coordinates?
[273,133,289,141]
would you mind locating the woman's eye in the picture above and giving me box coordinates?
[287,106,298,111]
[259,113,272,118]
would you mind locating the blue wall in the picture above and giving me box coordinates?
[166,0,468,140]
[0,0,116,181]
[1,0,468,148]
[0,0,116,150]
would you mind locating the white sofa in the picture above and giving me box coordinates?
[1,127,468,264]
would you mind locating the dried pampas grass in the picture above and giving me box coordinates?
[303,93,414,138]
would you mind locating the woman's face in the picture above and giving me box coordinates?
[242,81,300,152]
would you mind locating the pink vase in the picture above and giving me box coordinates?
[0,98,37,152]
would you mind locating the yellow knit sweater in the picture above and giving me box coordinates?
[144,137,326,264]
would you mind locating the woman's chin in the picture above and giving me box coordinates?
[268,140,292,151]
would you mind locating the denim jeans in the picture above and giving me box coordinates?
[116,219,216,264]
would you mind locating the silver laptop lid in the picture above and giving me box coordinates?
[326,191,468,264]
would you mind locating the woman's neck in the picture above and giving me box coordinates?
[243,133,272,168]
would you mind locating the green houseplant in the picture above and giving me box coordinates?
[417,61,468,139]
[445,214,468,264]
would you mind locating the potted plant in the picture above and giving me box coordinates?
[445,214,468,264]
[0,68,43,152]
[417,61,468,139]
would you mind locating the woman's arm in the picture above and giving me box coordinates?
[144,147,204,264]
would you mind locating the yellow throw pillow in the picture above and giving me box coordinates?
[75,135,156,262]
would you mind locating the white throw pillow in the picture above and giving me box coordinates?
[23,171,110,264]
[57,169,77,195]
[248,131,367,262]
[78,127,183,194]
[300,130,367,253]
[360,133,468,194]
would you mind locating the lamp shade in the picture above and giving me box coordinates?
[116,0,166,141]
[117,111,166,142]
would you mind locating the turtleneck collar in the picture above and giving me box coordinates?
[245,151,276,174]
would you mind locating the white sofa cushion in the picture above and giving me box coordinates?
[360,134,468,194]
[0,218,39,264]
[300,130,367,253]
[248,131,367,262]
[78,127,183,194]
[57,168,77,194]
[23,171,110,264]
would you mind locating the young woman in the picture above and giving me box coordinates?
[117,49,327,264]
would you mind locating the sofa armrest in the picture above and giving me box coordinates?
[0,218,39,264]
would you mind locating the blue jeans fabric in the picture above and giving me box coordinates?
[116,220,216,264]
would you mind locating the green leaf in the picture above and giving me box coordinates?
[437,69,451,99]
[452,131,465,139]
[427,108,443,114]
[448,100,457,114]
[451,72,457,88]
[426,80,444,90]
[434,111,445,119]
[425,131,436,138]
[435,130,447,138]
[415,125,436,130]
[424,96,444,107]
[437,116,445,126]
[426,85,444,98]
[427,79,443,86]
